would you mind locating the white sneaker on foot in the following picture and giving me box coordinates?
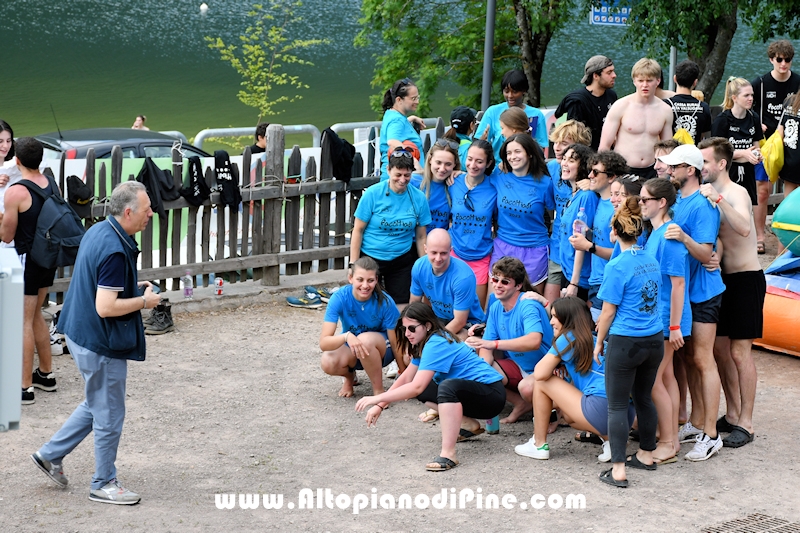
[89,479,141,505]
[598,439,611,462]
[685,434,723,462]
[678,421,703,443]
[31,452,68,488]
[384,361,399,378]
[514,438,550,460]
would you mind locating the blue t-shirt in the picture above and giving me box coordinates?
[493,171,555,247]
[354,180,432,261]
[645,223,693,337]
[324,287,400,335]
[449,174,497,260]
[474,103,549,162]
[483,294,554,373]
[598,248,663,337]
[379,109,424,181]
[559,189,600,288]
[547,160,572,264]
[413,334,503,385]
[410,174,450,232]
[588,198,615,286]
[457,133,472,169]
[410,256,485,324]
[672,189,726,303]
[550,332,606,398]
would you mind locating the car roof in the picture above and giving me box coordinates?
[35,128,182,148]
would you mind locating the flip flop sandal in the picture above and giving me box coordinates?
[723,426,754,448]
[626,454,657,471]
[716,415,735,434]
[418,409,439,423]
[757,241,766,254]
[575,431,603,445]
[599,469,628,488]
[457,427,486,442]
[653,456,678,465]
[426,456,458,471]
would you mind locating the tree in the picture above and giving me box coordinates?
[206,0,327,122]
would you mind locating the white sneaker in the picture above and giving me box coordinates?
[384,361,399,379]
[679,421,703,443]
[598,439,611,462]
[685,434,723,462]
[49,320,64,355]
[514,438,550,460]
[89,479,141,505]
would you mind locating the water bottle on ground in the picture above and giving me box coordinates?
[485,416,500,434]
[573,207,589,236]
[182,270,194,299]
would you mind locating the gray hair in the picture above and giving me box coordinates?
[109,181,147,217]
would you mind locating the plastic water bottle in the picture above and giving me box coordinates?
[573,207,589,236]
[181,270,194,299]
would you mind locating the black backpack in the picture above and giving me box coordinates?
[18,175,86,269]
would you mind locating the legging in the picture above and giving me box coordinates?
[417,379,506,420]
[605,332,664,463]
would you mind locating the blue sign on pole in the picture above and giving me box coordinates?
[589,1,629,26]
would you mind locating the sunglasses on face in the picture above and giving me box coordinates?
[434,138,459,150]
[404,324,422,333]
[491,276,514,286]
[638,196,658,203]
[589,168,608,177]
[775,57,792,63]
[390,148,413,159]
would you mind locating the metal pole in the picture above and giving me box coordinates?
[668,46,677,92]
[481,0,497,112]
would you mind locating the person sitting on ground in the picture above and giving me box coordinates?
[356,302,506,472]
[131,115,149,131]
[319,257,401,398]
[249,122,270,154]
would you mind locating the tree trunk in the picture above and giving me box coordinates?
[513,0,560,108]
[690,2,738,102]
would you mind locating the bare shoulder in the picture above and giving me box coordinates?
[2,182,29,205]
[607,96,630,117]
[722,181,752,210]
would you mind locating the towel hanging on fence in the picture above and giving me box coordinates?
[180,156,211,207]
[214,150,241,207]
[323,127,355,184]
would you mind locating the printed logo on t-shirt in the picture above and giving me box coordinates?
[767,91,777,98]
[676,115,698,137]
[786,118,799,150]
[640,280,659,315]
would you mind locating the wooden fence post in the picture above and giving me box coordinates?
[240,147,252,283]
[170,147,184,290]
[301,156,317,274]
[285,145,302,275]
[262,124,285,285]
[318,131,333,272]
[435,117,445,140]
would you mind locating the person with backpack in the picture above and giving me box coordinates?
[665,60,712,145]
[0,138,59,405]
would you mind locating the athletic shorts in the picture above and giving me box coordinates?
[437,378,506,419]
[491,238,548,286]
[364,246,417,305]
[628,164,657,181]
[690,293,723,324]
[716,270,766,339]
[581,394,635,436]
[755,161,769,182]
[546,259,563,286]
[21,254,56,296]
[451,250,491,285]
[349,333,394,371]
[496,357,525,392]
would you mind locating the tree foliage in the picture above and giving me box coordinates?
[206,0,327,122]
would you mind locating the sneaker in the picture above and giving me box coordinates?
[31,452,68,488]
[385,361,399,379]
[598,439,611,463]
[678,421,703,443]
[32,368,57,392]
[89,479,141,505]
[304,285,335,303]
[22,387,35,405]
[685,433,723,462]
[514,438,550,460]
[144,306,175,335]
[286,292,323,309]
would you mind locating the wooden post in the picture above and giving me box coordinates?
[367,127,376,177]
[318,131,333,272]
[226,161,241,283]
[262,124,285,285]
[435,117,445,140]
[251,158,264,281]
[201,167,213,286]
[285,145,302,275]
[301,156,317,274]
[240,147,252,283]
[171,147,183,291]
[111,146,122,188]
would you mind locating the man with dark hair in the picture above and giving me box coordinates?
[475,69,548,160]
[665,60,712,145]
[0,137,57,405]
[653,139,682,179]
[31,180,159,505]
[249,122,270,154]
[555,55,618,151]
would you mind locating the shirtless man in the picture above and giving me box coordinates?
[697,137,764,449]
[600,58,673,180]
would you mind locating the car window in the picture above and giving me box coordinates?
[143,145,173,159]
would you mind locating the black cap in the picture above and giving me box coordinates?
[450,106,477,134]
[66,175,93,219]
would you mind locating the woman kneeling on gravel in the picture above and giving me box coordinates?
[356,302,505,471]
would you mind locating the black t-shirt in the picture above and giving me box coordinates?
[249,144,265,154]
[664,94,712,145]
[711,109,764,205]
[751,71,800,137]
[780,105,800,184]
[555,87,618,151]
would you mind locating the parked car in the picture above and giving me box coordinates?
[35,128,210,160]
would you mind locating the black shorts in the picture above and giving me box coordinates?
[22,255,56,296]
[363,246,418,305]
[716,270,766,339]
[628,164,657,181]
[690,293,723,324]
[561,276,589,302]
[437,379,506,420]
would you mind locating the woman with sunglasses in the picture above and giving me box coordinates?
[379,78,425,181]
[355,302,505,471]
[639,177,691,464]
[491,133,554,293]
[559,144,598,301]
[320,257,402,398]
[448,140,497,308]
[595,196,664,487]
[351,148,432,306]
[411,139,460,232]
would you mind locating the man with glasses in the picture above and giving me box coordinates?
[658,143,727,461]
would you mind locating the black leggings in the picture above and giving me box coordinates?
[363,246,418,305]
[417,379,506,420]
[605,332,664,463]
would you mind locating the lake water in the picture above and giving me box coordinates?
[0,0,787,144]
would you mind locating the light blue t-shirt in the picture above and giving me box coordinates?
[672,189,726,304]
[483,294,554,373]
[410,256,485,324]
[547,159,573,264]
[493,171,555,247]
[413,333,503,385]
[449,174,497,260]
[324,287,400,335]
[598,248,663,337]
[588,198,615,286]
[410,174,450,232]
[559,189,600,288]
[550,332,606,398]
[474,102,549,162]
[457,133,472,169]
[379,109,424,181]
[354,180,432,261]
[645,223,692,337]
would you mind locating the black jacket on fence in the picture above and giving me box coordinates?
[323,127,355,184]
[136,157,180,220]
[214,150,241,207]
[180,156,211,207]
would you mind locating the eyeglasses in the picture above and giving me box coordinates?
[463,190,475,212]
[390,147,413,159]
[434,138,459,150]
[638,196,658,203]
[405,95,420,102]
[404,324,422,333]
[491,276,514,286]
[589,168,608,177]
[775,57,793,63]
[669,163,689,170]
